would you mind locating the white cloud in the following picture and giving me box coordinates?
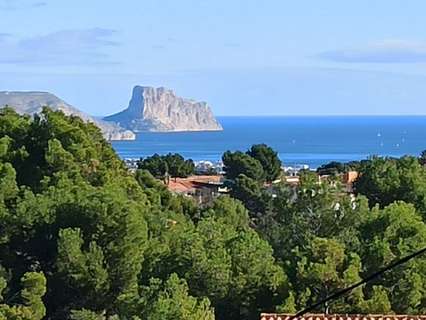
[0,28,119,65]
[0,0,47,10]
[319,40,426,63]
[0,33,11,41]
[32,1,47,7]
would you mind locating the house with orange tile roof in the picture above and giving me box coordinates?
[166,175,226,205]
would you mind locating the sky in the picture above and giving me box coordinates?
[1,0,426,116]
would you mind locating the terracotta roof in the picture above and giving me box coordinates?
[188,175,223,184]
[166,175,223,194]
[261,315,426,320]
[167,180,197,194]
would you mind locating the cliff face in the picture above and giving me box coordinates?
[104,86,223,132]
[0,91,135,141]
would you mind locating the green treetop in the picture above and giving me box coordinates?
[222,150,265,181]
[247,144,282,182]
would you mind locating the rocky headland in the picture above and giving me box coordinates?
[103,86,223,132]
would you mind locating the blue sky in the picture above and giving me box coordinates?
[1,0,426,116]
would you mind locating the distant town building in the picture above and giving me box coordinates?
[285,176,300,185]
[341,170,359,193]
[283,164,310,176]
[166,175,227,205]
[124,158,139,172]
[282,164,310,186]
[194,160,224,175]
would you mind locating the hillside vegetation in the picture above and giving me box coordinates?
[0,107,425,319]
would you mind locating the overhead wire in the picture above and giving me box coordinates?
[290,246,426,320]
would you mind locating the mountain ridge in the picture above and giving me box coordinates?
[0,91,136,141]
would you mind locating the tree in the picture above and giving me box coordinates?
[293,238,365,313]
[0,272,47,320]
[4,107,426,318]
[135,169,198,218]
[0,107,126,192]
[316,161,348,176]
[247,144,282,182]
[138,274,215,320]
[359,202,426,313]
[229,174,271,216]
[164,153,194,180]
[70,309,109,320]
[138,153,169,179]
[140,198,286,320]
[353,156,426,214]
[20,272,47,320]
[0,108,149,319]
[226,229,286,319]
[420,150,426,166]
[202,196,250,230]
[222,151,265,181]
[362,286,392,314]
[138,153,195,181]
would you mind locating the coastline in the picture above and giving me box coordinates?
[112,115,426,169]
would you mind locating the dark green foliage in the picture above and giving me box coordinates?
[166,153,195,179]
[0,108,287,319]
[223,144,282,183]
[316,160,369,175]
[420,150,426,166]
[135,168,198,218]
[137,153,167,178]
[70,309,108,320]
[229,149,426,314]
[247,144,282,182]
[229,174,271,216]
[202,196,250,229]
[0,109,148,319]
[0,272,47,320]
[256,180,426,313]
[138,153,195,181]
[316,161,348,176]
[140,196,285,320]
[222,151,265,181]
[354,156,426,214]
[137,274,214,320]
[222,145,282,223]
[0,107,126,192]
[359,202,426,313]
[1,108,426,318]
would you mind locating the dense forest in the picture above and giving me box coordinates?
[0,107,425,320]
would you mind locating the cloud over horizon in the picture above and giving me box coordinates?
[31,1,47,7]
[319,40,426,63]
[0,0,47,10]
[0,28,119,65]
[0,33,11,41]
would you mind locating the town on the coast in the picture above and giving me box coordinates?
[124,156,359,206]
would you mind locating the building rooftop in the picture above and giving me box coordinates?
[166,175,223,194]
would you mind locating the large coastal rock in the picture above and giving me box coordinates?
[0,91,135,141]
[104,86,223,132]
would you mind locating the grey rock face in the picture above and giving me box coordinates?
[0,91,135,141]
[104,86,223,132]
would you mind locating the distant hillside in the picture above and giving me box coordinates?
[104,86,223,132]
[0,91,135,141]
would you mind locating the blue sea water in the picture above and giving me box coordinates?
[111,116,426,168]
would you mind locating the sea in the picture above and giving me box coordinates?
[111,116,426,169]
